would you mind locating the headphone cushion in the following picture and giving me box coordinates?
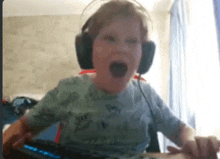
[75,32,93,69]
[137,41,156,74]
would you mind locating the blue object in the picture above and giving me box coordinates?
[24,144,61,159]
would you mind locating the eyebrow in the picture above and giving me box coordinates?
[126,37,140,40]
[102,33,140,40]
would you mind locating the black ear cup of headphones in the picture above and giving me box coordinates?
[75,32,156,74]
[137,41,156,74]
[75,32,93,69]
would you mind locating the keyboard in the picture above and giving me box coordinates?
[19,139,111,159]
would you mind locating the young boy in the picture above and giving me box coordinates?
[3,0,219,158]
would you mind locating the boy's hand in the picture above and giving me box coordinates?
[3,132,33,157]
[2,117,33,157]
[12,132,33,149]
[167,136,220,159]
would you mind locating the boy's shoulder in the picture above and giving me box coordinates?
[56,74,92,92]
[130,78,151,90]
[58,74,90,84]
[129,79,159,99]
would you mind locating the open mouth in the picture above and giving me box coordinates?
[109,61,128,78]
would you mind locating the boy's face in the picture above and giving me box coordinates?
[92,17,142,93]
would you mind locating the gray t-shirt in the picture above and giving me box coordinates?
[24,74,182,158]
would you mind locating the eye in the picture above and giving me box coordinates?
[126,38,138,44]
[103,35,117,43]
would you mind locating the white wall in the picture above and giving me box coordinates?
[3,0,87,16]
[3,15,82,96]
[3,0,173,17]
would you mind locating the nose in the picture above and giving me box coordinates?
[116,40,129,53]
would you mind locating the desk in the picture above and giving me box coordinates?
[138,153,192,159]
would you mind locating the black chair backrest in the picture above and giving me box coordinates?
[145,124,160,153]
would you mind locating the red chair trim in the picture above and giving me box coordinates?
[79,69,146,81]
[79,69,96,75]
[2,99,7,105]
[54,123,63,144]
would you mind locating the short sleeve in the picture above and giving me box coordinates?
[23,79,73,128]
[143,83,183,138]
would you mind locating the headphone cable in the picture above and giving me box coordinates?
[137,74,156,129]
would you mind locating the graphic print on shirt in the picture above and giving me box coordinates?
[59,92,80,106]
[105,104,121,114]
[101,121,108,129]
[74,113,93,132]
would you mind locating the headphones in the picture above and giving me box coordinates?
[75,16,156,75]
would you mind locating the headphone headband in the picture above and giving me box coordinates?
[80,0,153,34]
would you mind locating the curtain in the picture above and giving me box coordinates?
[163,0,196,152]
[165,0,220,152]
[185,0,220,138]
[213,0,220,65]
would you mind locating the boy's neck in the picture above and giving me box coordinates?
[92,75,128,95]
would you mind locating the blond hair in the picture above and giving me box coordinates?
[81,0,150,42]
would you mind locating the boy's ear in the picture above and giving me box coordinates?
[75,32,94,69]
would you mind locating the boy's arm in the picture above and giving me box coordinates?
[168,123,196,147]
[3,116,47,157]
[167,123,220,158]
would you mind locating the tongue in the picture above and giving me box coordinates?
[109,62,128,78]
